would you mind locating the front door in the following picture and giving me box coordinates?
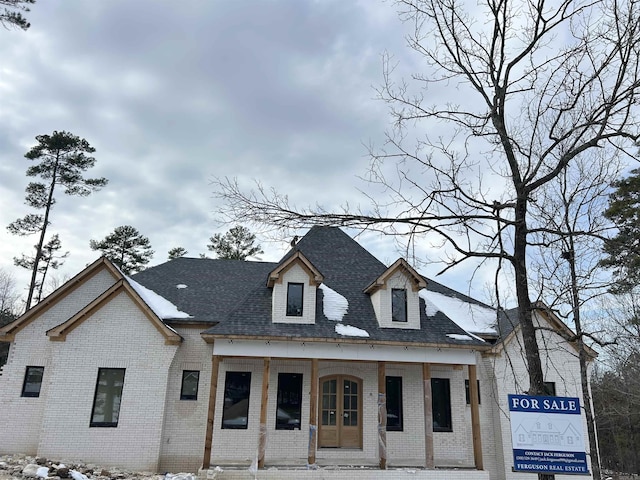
[318,375,362,448]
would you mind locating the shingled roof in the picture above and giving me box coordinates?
[131,227,495,348]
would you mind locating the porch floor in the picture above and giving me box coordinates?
[199,465,490,480]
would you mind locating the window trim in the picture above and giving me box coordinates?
[286,282,304,317]
[180,370,200,401]
[275,372,303,430]
[431,377,452,432]
[221,371,252,430]
[21,366,44,398]
[90,368,126,428]
[386,376,403,432]
[391,288,408,322]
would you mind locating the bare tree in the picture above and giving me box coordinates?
[0,0,34,30]
[216,0,640,427]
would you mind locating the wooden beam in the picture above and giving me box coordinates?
[468,364,483,470]
[308,358,318,465]
[378,361,387,469]
[423,363,434,468]
[202,355,220,469]
[258,357,271,469]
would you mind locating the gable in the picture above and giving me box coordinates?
[0,257,121,342]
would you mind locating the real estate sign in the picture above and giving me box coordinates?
[508,394,589,475]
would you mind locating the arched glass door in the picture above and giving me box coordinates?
[318,375,362,448]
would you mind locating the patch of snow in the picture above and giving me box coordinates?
[176,284,188,289]
[335,323,369,337]
[446,333,474,341]
[126,276,192,319]
[70,470,88,480]
[319,283,348,321]
[419,289,497,335]
[36,467,49,478]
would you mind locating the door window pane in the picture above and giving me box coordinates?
[90,368,125,427]
[276,373,302,430]
[222,371,251,429]
[465,379,481,405]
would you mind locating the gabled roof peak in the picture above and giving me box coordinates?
[363,258,427,294]
[267,250,324,287]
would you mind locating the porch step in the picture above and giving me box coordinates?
[199,466,490,480]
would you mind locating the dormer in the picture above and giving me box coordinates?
[364,259,426,329]
[267,251,324,324]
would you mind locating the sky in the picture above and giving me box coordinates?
[0,0,499,307]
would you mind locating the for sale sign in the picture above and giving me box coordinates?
[508,394,589,475]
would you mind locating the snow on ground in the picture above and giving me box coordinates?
[125,277,191,320]
[419,289,497,335]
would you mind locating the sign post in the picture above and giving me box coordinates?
[508,394,590,475]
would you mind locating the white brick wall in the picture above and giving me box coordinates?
[0,269,117,456]
[36,291,178,472]
[159,326,213,472]
[272,264,317,324]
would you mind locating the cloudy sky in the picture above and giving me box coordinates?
[0,0,495,305]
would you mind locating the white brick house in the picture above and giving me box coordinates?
[0,227,595,479]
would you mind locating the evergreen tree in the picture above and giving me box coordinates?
[0,0,35,30]
[207,226,263,260]
[14,233,68,303]
[7,131,107,311]
[90,225,154,275]
[601,169,640,293]
[168,247,188,260]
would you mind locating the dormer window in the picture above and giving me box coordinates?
[286,283,304,316]
[392,289,407,322]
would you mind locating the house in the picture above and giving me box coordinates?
[0,227,595,479]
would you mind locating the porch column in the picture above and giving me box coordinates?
[203,355,221,469]
[258,357,271,469]
[308,358,319,465]
[422,363,434,468]
[468,364,483,469]
[378,361,387,470]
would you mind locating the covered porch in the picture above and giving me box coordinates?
[201,338,485,474]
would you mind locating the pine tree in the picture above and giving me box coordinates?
[601,168,640,293]
[168,247,188,260]
[7,131,107,311]
[0,0,35,30]
[90,225,154,275]
[207,226,263,260]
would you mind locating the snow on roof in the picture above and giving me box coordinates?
[126,276,192,320]
[319,283,369,337]
[446,333,474,341]
[319,283,348,321]
[419,289,497,335]
[335,323,370,337]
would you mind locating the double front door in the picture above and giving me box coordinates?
[318,375,362,448]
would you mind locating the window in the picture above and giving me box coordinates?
[90,368,125,427]
[431,378,452,432]
[21,366,44,398]
[465,379,481,404]
[286,283,304,316]
[222,371,251,429]
[386,376,403,431]
[543,381,556,396]
[392,289,407,322]
[276,373,303,430]
[180,370,200,400]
